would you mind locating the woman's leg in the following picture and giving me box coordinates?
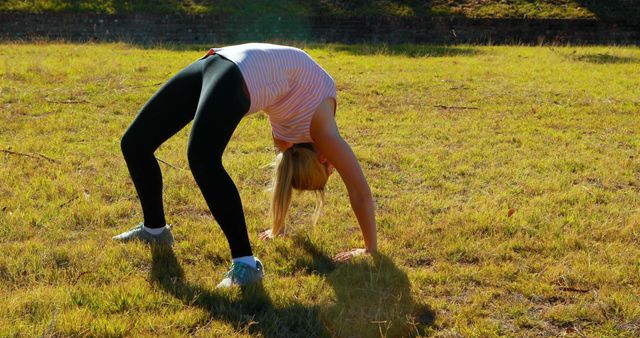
[186,56,253,259]
[121,61,203,228]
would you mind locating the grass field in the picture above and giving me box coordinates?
[1,42,640,337]
[1,0,637,20]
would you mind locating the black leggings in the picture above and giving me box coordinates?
[121,54,253,258]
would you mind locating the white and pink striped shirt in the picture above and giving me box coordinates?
[210,43,337,144]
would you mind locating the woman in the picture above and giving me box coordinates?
[113,43,377,288]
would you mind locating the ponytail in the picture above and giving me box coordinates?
[270,144,329,236]
[271,151,294,236]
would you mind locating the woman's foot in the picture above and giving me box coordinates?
[112,223,175,245]
[216,258,264,288]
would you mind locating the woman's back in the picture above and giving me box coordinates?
[214,43,336,144]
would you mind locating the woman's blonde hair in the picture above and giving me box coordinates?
[271,143,329,236]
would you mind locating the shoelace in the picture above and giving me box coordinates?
[224,263,248,281]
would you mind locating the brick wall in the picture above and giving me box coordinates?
[0,13,638,44]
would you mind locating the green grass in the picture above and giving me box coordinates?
[1,42,640,336]
[0,0,638,20]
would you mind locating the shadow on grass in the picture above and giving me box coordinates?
[150,245,328,337]
[150,237,435,337]
[326,44,482,57]
[291,235,436,337]
[132,43,210,52]
[124,42,481,59]
[572,53,639,64]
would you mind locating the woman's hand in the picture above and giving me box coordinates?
[259,229,285,241]
[333,248,368,262]
[258,229,274,241]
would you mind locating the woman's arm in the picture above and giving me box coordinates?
[310,98,377,257]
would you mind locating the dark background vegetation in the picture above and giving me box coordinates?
[1,0,638,20]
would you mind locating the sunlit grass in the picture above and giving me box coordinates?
[1,42,639,336]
